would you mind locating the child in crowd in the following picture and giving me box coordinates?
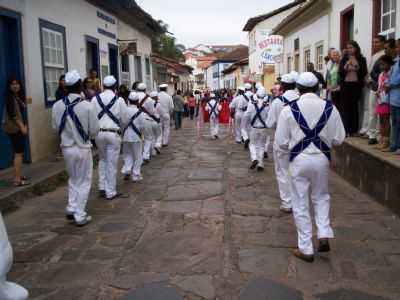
[375,55,394,150]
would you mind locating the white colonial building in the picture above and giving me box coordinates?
[0,0,162,168]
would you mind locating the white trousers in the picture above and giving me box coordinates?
[241,114,251,141]
[121,142,143,180]
[234,112,243,142]
[143,119,155,160]
[0,213,29,300]
[153,121,162,149]
[359,87,369,133]
[289,153,334,255]
[273,144,291,209]
[161,116,171,145]
[249,128,267,167]
[265,135,271,153]
[96,132,121,198]
[210,115,219,137]
[367,89,379,139]
[62,146,93,222]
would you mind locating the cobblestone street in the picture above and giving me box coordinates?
[5,120,400,300]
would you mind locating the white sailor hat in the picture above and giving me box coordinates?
[128,92,139,101]
[244,83,252,90]
[281,73,295,84]
[150,91,158,98]
[256,87,266,98]
[210,92,216,98]
[297,72,319,87]
[137,82,146,91]
[238,86,245,92]
[103,75,117,87]
[255,82,263,89]
[159,83,168,89]
[65,70,81,86]
[290,71,300,82]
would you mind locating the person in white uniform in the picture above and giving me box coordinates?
[0,212,29,300]
[93,75,126,200]
[150,91,163,154]
[121,92,145,182]
[275,72,345,262]
[52,70,99,225]
[157,84,174,147]
[244,87,269,171]
[205,93,222,139]
[229,86,246,143]
[137,83,158,162]
[267,73,300,213]
[241,82,254,149]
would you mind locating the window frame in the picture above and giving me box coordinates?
[39,19,68,107]
[287,55,292,73]
[135,55,143,82]
[303,46,311,72]
[380,0,396,39]
[315,42,324,72]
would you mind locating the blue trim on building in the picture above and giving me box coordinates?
[98,28,116,39]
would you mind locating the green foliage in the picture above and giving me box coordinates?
[152,20,185,61]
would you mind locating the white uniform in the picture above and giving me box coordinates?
[240,90,253,142]
[158,91,174,145]
[153,100,163,149]
[205,99,222,137]
[52,93,99,220]
[93,90,126,199]
[121,105,145,181]
[275,92,345,255]
[229,94,244,143]
[244,95,269,168]
[137,91,157,160]
[266,90,299,209]
[0,213,29,300]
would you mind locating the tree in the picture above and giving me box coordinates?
[152,20,184,61]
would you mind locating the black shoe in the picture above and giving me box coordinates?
[123,174,130,181]
[264,152,268,159]
[250,160,258,170]
[66,214,74,221]
[244,139,250,149]
[214,135,219,139]
[293,249,314,263]
[257,166,264,172]
[236,141,242,144]
[99,190,106,198]
[155,147,161,154]
[143,159,150,164]
[318,238,331,252]
[162,144,168,148]
[368,138,378,145]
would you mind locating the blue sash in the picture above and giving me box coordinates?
[58,97,89,142]
[250,102,267,128]
[277,95,295,105]
[97,95,120,127]
[208,101,218,117]
[289,101,334,162]
[124,111,142,138]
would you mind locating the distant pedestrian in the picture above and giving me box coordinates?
[55,74,68,100]
[118,84,130,104]
[326,50,341,110]
[83,77,96,100]
[173,90,185,129]
[188,92,196,120]
[89,68,102,93]
[158,84,174,146]
[205,93,222,139]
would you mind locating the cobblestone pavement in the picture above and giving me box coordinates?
[5,120,400,300]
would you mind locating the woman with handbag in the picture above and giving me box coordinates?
[2,78,30,187]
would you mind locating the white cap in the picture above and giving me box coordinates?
[150,91,158,98]
[256,87,266,98]
[290,71,299,82]
[159,83,168,89]
[128,92,139,101]
[238,86,245,92]
[103,75,117,87]
[65,70,81,86]
[137,83,146,91]
[244,83,252,90]
[281,73,295,84]
[297,72,319,87]
[210,92,216,98]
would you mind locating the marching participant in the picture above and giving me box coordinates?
[205,93,222,139]
[150,91,163,154]
[52,70,99,225]
[157,84,174,146]
[136,83,159,162]
[244,87,269,171]
[93,75,126,200]
[121,92,145,182]
[275,72,345,262]
[241,82,253,149]
[229,86,246,143]
[266,73,299,213]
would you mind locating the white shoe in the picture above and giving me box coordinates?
[132,176,143,182]
[0,281,29,300]
[75,215,92,227]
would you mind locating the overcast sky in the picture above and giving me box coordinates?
[136,0,292,47]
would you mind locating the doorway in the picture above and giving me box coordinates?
[0,8,28,169]
[108,44,119,83]
[85,35,100,77]
[340,5,354,51]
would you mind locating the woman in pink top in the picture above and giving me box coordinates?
[375,55,394,150]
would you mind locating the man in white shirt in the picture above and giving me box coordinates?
[121,92,145,182]
[275,72,345,262]
[229,86,246,143]
[244,87,269,171]
[137,83,158,162]
[150,91,163,153]
[266,73,299,213]
[52,70,99,226]
[241,83,254,149]
[93,75,126,200]
[205,93,222,139]
[157,84,174,146]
